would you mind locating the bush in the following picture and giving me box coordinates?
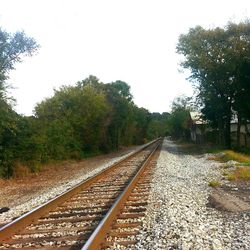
[0,151,14,178]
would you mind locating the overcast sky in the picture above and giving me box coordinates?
[1,0,250,115]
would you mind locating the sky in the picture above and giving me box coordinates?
[0,0,250,115]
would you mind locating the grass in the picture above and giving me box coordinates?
[208,180,221,187]
[238,162,250,167]
[220,166,250,181]
[206,147,250,182]
[230,167,250,180]
[227,173,237,181]
[219,150,250,163]
[176,142,250,182]
[209,149,250,163]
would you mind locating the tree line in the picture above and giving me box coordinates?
[2,20,249,177]
[0,28,168,178]
[176,21,250,149]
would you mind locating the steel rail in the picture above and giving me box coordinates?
[82,139,162,249]
[0,139,160,243]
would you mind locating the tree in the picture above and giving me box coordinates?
[35,80,111,159]
[167,96,192,140]
[133,107,151,144]
[110,80,133,101]
[147,112,169,139]
[0,105,19,177]
[1,71,165,177]
[0,28,39,177]
[177,21,250,148]
[0,28,38,83]
[104,81,134,149]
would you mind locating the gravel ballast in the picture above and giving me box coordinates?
[1,139,249,249]
[0,147,142,225]
[136,139,250,249]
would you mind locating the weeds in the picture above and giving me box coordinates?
[220,150,250,163]
[208,180,221,187]
[227,173,237,181]
[233,167,250,180]
[13,162,30,178]
[209,150,250,164]
[222,166,250,181]
[208,149,250,181]
[238,162,250,167]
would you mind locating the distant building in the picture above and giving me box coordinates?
[189,112,250,145]
[189,112,211,143]
[230,115,250,146]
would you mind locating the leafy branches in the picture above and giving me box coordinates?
[177,21,250,148]
[0,27,39,178]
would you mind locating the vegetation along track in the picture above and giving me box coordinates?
[0,139,162,249]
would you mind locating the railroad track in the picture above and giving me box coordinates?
[0,139,162,249]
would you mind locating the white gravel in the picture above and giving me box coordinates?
[0,146,143,225]
[136,139,250,250]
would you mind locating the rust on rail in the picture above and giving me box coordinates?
[82,139,162,249]
[0,139,162,249]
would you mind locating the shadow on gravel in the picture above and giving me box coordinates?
[160,141,206,156]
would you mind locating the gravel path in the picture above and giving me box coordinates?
[136,139,250,250]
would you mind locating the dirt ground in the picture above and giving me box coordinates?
[0,146,137,211]
[208,181,250,212]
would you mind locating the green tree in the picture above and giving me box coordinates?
[147,112,169,139]
[167,96,191,140]
[0,28,38,88]
[0,105,19,177]
[105,81,134,149]
[133,107,151,144]
[0,28,39,177]
[35,80,111,159]
[177,21,250,148]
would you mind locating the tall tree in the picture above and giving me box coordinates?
[0,29,38,82]
[35,80,111,159]
[105,81,134,149]
[177,21,250,148]
[167,96,192,140]
[0,28,39,177]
